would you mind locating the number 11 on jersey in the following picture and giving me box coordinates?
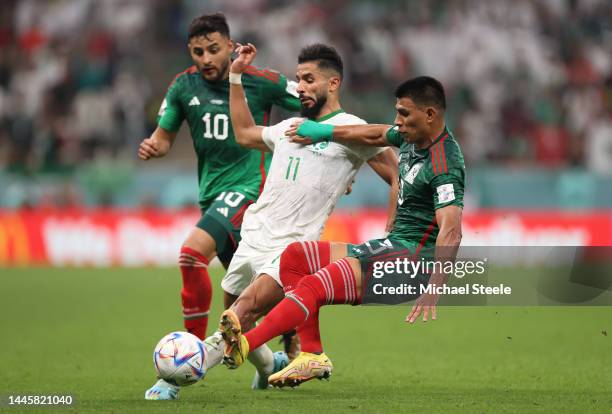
[285,156,301,181]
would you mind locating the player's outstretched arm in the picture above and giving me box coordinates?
[228,43,268,151]
[137,126,176,160]
[406,205,463,323]
[287,120,391,147]
[366,149,399,232]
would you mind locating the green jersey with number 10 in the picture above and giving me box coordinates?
[157,65,300,209]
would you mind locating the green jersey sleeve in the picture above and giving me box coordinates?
[385,126,403,147]
[243,66,300,113]
[272,74,301,112]
[157,81,184,132]
[430,139,465,209]
[430,133,465,209]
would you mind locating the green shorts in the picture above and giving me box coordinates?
[348,238,431,304]
[197,191,256,267]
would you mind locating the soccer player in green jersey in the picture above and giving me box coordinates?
[138,12,299,337]
[139,13,299,399]
[220,76,465,387]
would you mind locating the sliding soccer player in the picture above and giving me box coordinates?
[221,76,465,388]
[194,41,398,390]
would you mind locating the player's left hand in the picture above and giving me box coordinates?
[287,119,335,144]
[406,274,447,323]
[231,42,257,74]
[406,295,438,323]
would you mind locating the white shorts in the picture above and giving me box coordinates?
[220,241,286,296]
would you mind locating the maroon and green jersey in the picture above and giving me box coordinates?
[157,65,301,209]
[385,126,466,251]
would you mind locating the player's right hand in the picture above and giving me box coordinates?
[138,138,161,160]
[231,42,257,74]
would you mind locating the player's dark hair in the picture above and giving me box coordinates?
[188,12,230,40]
[395,76,446,110]
[298,43,343,79]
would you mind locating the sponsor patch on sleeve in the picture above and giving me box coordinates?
[437,183,455,204]
[286,80,299,98]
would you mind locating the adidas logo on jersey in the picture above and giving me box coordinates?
[216,207,229,217]
[189,96,200,106]
[210,99,224,105]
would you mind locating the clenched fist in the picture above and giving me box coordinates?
[138,138,162,160]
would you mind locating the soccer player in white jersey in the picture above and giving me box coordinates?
[160,42,397,396]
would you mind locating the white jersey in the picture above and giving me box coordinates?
[240,110,385,250]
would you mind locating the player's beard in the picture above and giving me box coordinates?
[300,94,327,119]
[200,60,230,83]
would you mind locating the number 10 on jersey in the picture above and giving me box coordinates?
[202,113,229,140]
[285,156,301,181]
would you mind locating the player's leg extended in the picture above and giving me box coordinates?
[255,241,349,387]
[197,275,288,378]
[280,241,348,354]
[187,275,283,379]
[219,273,288,372]
[221,257,362,370]
[180,227,218,340]
[230,274,285,330]
[229,274,288,388]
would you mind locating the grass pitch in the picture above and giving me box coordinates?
[1,267,610,413]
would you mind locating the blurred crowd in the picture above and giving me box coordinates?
[1,0,611,176]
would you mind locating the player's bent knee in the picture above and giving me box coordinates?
[295,274,325,304]
[182,228,217,260]
[345,257,362,290]
[280,242,309,290]
[280,242,304,269]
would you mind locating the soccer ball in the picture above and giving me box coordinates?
[153,331,206,386]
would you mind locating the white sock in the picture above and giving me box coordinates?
[202,331,224,371]
[247,343,275,376]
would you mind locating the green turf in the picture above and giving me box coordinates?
[1,267,610,413]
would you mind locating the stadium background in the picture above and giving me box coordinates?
[1,1,611,413]
[1,0,611,265]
